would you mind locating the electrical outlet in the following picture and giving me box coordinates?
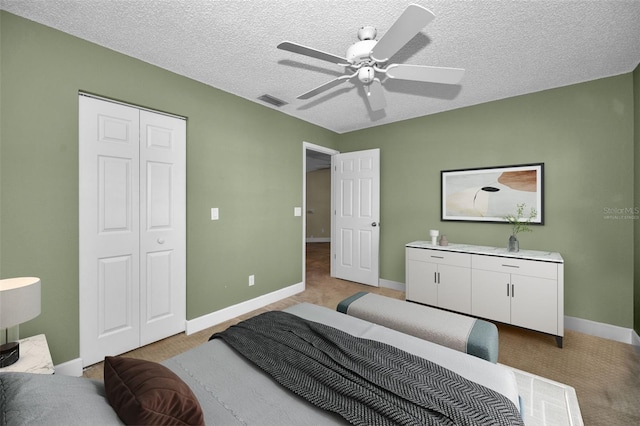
[249,275,255,286]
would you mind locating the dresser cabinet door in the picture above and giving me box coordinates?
[438,264,472,314]
[510,274,558,334]
[471,269,511,324]
[406,257,438,305]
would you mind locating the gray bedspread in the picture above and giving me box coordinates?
[210,310,523,426]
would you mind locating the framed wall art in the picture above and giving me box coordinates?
[441,163,544,223]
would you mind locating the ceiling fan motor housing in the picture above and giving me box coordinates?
[346,39,377,64]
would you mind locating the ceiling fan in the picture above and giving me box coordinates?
[277,4,464,111]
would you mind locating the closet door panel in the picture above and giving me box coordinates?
[79,96,141,367]
[139,110,186,345]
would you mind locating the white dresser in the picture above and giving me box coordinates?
[406,241,564,347]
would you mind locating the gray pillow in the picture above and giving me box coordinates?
[0,372,123,425]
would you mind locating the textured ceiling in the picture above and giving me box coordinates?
[2,0,640,134]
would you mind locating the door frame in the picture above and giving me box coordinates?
[302,142,339,286]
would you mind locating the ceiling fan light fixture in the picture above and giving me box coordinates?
[358,67,375,84]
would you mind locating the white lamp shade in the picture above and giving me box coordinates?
[0,277,41,329]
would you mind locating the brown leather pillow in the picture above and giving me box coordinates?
[104,356,204,425]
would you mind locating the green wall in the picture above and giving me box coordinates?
[1,11,638,366]
[0,12,338,364]
[338,75,635,329]
[634,63,640,335]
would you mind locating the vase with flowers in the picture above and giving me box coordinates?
[503,203,537,252]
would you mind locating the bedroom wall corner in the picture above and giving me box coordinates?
[633,61,640,338]
[0,12,3,279]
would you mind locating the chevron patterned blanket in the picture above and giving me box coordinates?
[211,311,523,426]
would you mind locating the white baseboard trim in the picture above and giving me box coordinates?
[305,237,330,243]
[186,282,305,335]
[379,279,405,292]
[54,357,84,377]
[565,315,639,345]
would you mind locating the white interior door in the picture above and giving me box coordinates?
[332,149,380,286]
[139,110,186,345]
[79,96,185,367]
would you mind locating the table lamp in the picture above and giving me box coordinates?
[0,277,41,367]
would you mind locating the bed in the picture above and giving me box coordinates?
[0,303,522,425]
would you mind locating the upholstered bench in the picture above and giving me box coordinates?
[337,292,499,363]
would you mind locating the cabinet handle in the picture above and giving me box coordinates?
[512,284,515,298]
[431,255,444,259]
[502,264,520,268]
[434,272,437,283]
[438,272,441,284]
[507,283,509,297]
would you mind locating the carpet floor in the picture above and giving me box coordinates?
[84,243,640,425]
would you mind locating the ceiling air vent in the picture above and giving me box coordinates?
[257,94,288,107]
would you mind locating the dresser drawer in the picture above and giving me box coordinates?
[406,247,471,267]
[471,254,558,279]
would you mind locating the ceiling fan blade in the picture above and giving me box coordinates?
[370,4,435,63]
[365,79,386,111]
[278,41,349,65]
[297,74,353,100]
[386,64,465,84]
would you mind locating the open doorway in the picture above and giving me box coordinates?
[303,143,338,288]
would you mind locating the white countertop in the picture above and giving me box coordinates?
[0,334,54,374]
[406,241,563,263]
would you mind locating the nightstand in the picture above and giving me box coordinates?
[0,334,54,374]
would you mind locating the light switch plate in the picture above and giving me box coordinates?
[211,208,219,220]
[294,207,302,216]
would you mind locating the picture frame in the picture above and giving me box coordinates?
[441,163,544,224]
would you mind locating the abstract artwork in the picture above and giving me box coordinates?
[441,163,544,223]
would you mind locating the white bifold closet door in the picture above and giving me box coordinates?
[79,95,186,367]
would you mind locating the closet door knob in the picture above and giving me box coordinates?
[157,238,165,244]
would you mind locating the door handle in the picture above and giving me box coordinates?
[371,222,378,227]
[157,238,165,244]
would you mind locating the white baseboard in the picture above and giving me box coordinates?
[54,357,83,377]
[565,315,639,345]
[305,237,330,243]
[379,279,405,292]
[186,282,305,335]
